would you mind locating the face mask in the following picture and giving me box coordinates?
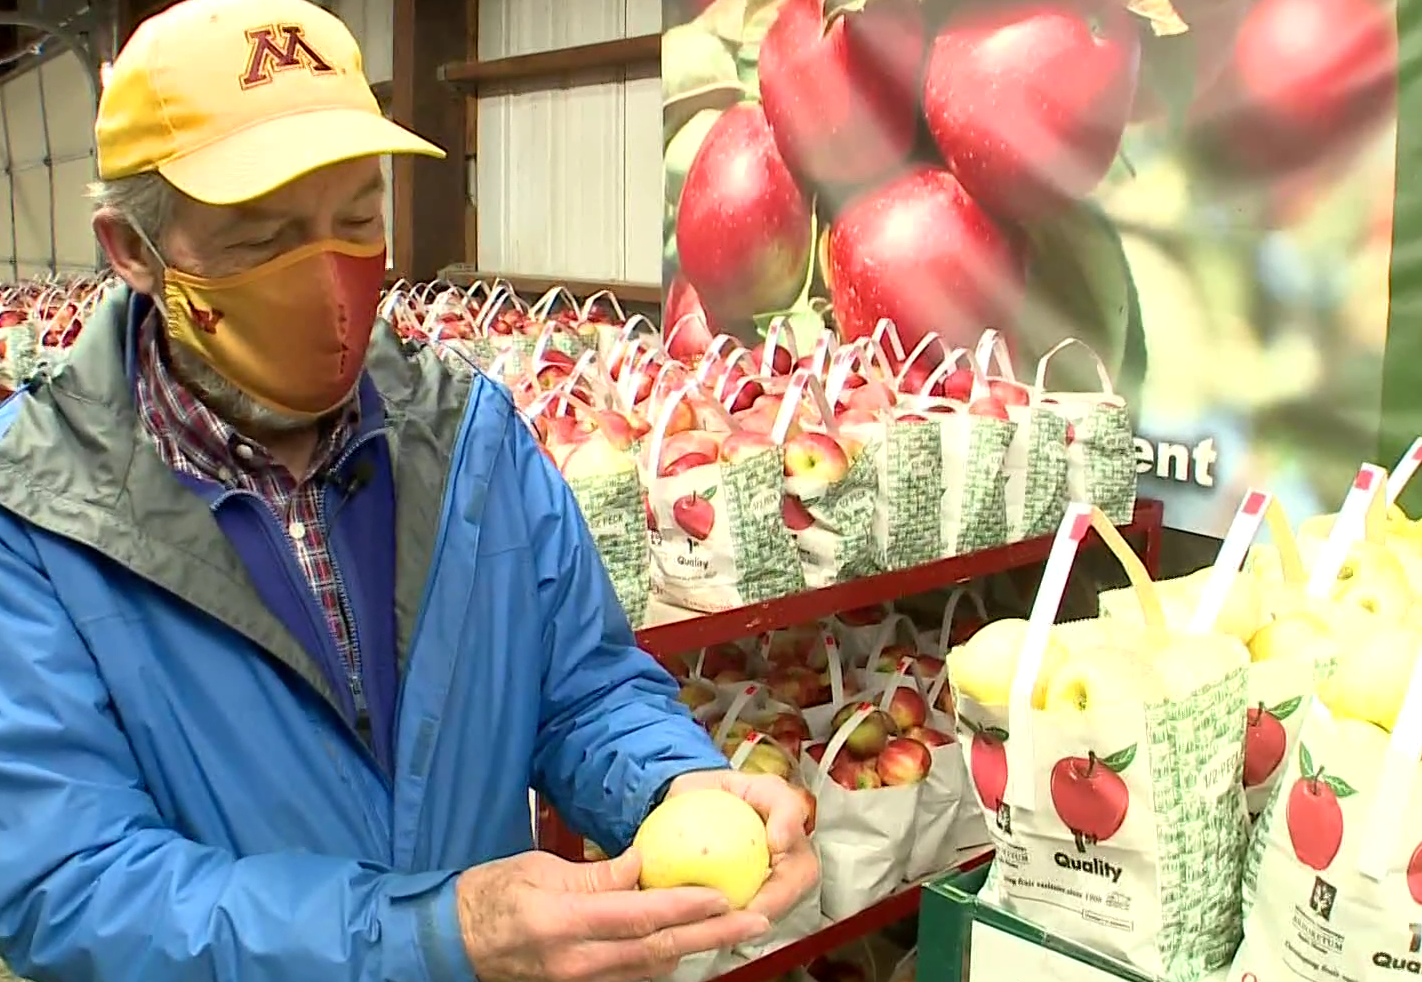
[145,235,388,420]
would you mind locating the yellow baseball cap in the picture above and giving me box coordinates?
[95,0,445,204]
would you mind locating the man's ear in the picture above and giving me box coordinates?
[93,208,159,295]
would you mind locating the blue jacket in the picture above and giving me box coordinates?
[0,286,727,982]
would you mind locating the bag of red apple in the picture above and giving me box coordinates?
[840,336,1014,567]
[421,286,498,372]
[867,657,966,882]
[721,731,825,959]
[854,614,932,696]
[923,654,994,861]
[787,629,858,739]
[644,382,806,611]
[1230,639,1422,982]
[472,285,539,360]
[973,330,1070,543]
[523,388,651,627]
[1033,338,1137,526]
[525,285,596,357]
[711,683,813,763]
[768,371,879,587]
[827,603,900,667]
[957,504,1251,981]
[802,702,923,919]
[914,585,989,674]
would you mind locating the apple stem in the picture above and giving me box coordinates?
[1085,750,1098,777]
[1311,767,1324,792]
[1249,701,1265,727]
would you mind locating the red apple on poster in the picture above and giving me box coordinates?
[675,103,813,320]
[1242,698,1299,789]
[663,275,718,363]
[672,489,717,541]
[967,722,1009,814]
[1285,743,1355,871]
[923,0,1141,222]
[1408,841,1422,905]
[1049,745,1135,852]
[758,0,927,189]
[1190,0,1395,179]
[827,167,1025,359]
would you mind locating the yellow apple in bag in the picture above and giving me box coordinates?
[1316,624,1422,732]
[1044,644,1166,712]
[950,618,1068,708]
[1148,632,1250,697]
[1330,540,1413,621]
[1247,610,1338,664]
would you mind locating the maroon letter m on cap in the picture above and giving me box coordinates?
[239,25,336,89]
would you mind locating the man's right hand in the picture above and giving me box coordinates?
[456,847,771,982]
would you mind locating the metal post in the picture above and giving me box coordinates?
[0,84,18,284]
[34,59,56,274]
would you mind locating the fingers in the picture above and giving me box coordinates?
[570,884,732,940]
[746,838,819,921]
[736,775,809,853]
[576,911,771,982]
[574,847,643,893]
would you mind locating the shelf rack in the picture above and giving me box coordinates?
[533,497,1164,982]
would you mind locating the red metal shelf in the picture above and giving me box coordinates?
[634,498,1164,656]
[712,851,995,982]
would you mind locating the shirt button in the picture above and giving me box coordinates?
[288,521,306,541]
[234,443,255,461]
[217,467,234,483]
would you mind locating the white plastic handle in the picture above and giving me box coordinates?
[1357,646,1422,880]
[1033,337,1114,395]
[973,328,1017,383]
[1386,438,1422,507]
[1306,463,1388,599]
[810,703,875,797]
[1006,503,1094,811]
[714,683,763,748]
[1190,489,1272,633]
[822,630,846,707]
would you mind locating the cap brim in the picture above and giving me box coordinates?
[157,108,446,205]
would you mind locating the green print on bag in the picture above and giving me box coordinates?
[954,420,1013,556]
[1013,409,1070,542]
[880,422,945,570]
[1076,403,1137,525]
[567,470,650,627]
[722,450,806,603]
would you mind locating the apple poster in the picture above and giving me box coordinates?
[661,0,1399,537]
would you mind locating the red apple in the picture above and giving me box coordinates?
[768,667,818,708]
[904,724,953,749]
[758,0,927,189]
[751,341,795,376]
[662,451,717,477]
[698,642,744,679]
[830,756,883,790]
[924,0,1141,221]
[720,430,777,464]
[1285,742,1353,871]
[968,396,1010,421]
[1050,747,1135,852]
[987,378,1030,407]
[942,367,974,402]
[1408,841,1422,905]
[830,703,896,758]
[1243,700,1295,789]
[869,643,919,673]
[672,489,717,541]
[676,103,813,320]
[877,736,932,785]
[1191,0,1394,180]
[805,741,828,765]
[784,431,851,482]
[967,722,1009,817]
[827,167,1025,358]
[884,686,929,732]
[917,655,945,678]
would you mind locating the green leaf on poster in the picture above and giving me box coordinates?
[1126,0,1187,35]
[752,209,826,352]
[1018,200,1142,392]
[1137,30,1198,136]
[696,0,750,44]
[737,0,784,98]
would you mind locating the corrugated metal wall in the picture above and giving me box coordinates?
[475,0,662,285]
[332,0,397,266]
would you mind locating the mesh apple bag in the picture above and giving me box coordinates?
[1032,337,1137,526]
[959,504,1251,982]
[524,385,652,627]
[1230,645,1422,982]
[770,368,881,589]
[800,702,921,920]
[973,330,1071,543]
[643,381,805,612]
[837,338,1013,569]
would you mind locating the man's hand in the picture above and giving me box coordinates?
[665,769,820,922]
[456,848,769,982]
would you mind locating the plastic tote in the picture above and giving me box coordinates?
[953,504,1251,982]
[1229,632,1422,981]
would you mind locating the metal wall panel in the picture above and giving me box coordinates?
[0,52,99,278]
[334,0,395,263]
[0,176,14,284]
[476,0,662,283]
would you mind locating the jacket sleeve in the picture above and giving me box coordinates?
[0,525,476,982]
[519,426,729,853]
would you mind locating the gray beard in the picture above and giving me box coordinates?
[166,339,324,434]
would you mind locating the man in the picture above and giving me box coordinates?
[0,0,817,979]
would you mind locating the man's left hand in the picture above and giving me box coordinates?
[665,769,819,921]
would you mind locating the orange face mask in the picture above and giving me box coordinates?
[156,238,388,420]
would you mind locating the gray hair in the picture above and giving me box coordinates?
[87,171,179,242]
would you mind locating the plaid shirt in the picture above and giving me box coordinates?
[132,314,366,709]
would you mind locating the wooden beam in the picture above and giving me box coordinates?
[463,0,478,264]
[439,269,662,305]
[438,33,660,92]
[389,0,467,280]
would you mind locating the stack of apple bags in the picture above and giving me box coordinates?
[937,467,1422,982]
[0,276,103,393]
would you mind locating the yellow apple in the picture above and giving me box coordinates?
[633,788,770,909]
[1247,610,1338,664]
[950,618,1068,708]
[1317,626,1421,732]
[1331,540,1413,621]
[1043,644,1166,713]
[1148,632,1250,697]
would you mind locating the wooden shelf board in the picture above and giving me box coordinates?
[438,34,660,92]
